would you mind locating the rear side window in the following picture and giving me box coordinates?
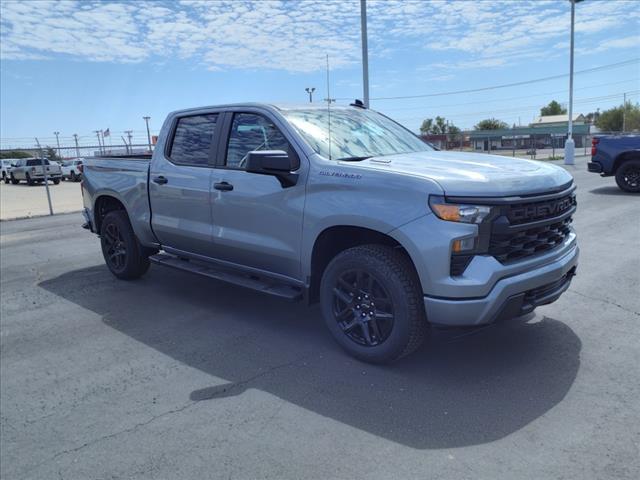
[169,114,219,166]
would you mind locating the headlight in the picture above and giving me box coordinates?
[429,196,494,224]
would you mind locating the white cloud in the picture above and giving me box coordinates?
[0,0,638,73]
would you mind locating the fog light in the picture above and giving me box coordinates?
[452,237,476,253]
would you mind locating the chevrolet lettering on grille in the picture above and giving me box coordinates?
[510,196,575,222]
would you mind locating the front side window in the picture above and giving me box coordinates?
[169,114,219,166]
[281,108,433,161]
[225,113,291,169]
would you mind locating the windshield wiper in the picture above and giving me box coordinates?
[336,156,372,162]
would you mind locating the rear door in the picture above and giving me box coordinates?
[149,111,221,257]
[209,109,307,280]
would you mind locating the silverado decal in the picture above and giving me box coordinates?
[319,171,362,180]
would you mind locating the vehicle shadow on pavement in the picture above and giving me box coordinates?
[40,264,581,450]
[589,186,633,196]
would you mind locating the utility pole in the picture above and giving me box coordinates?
[305,87,316,103]
[35,137,54,216]
[94,130,103,154]
[623,92,627,132]
[53,131,61,159]
[73,134,81,158]
[125,130,133,150]
[360,0,370,108]
[143,116,152,152]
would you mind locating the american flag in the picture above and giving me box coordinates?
[103,128,110,137]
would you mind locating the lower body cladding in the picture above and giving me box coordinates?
[424,244,578,326]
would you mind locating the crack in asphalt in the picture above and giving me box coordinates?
[15,355,309,479]
[567,288,640,317]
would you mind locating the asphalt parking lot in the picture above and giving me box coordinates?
[1,159,639,479]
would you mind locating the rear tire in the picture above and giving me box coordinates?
[100,210,150,280]
[615,159,640,193]
[70,171,78,182]
[319,244,428,364]
[52,178,60,185]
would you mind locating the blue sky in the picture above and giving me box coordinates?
[1,0,639,149]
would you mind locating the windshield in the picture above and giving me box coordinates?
[281,108,433,160]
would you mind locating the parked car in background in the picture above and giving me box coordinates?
[61,159,83,181]
[1,159,14,183]
[588,135,640,192]
[81,103,578,364]
[9,158,62,185]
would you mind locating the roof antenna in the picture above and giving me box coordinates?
[324,54,335,161]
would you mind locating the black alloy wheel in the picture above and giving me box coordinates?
[320,244,428,364]
[616,160,640,193]
[332,269,395,347]
[102,222,127,273]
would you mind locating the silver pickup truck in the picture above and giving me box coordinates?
[9,158,62,185]
[81,103,578,363]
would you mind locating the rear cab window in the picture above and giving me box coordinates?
[168,114,219,166]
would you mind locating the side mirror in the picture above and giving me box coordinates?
[246,150,298,187]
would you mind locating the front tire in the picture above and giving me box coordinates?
[52,178,60,185]
[100,210,150,280]
[25,173,35,186]
[615,159,640,193]
[320,244,428,364]
[70,171,78,182]
[10,174,19,185]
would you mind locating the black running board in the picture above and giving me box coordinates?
[149,253,303,301]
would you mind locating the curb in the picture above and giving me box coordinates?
[0,210,82,222]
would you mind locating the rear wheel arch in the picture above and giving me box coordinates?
[94,195,127,234]
[613,151,640,173]
[308,225,420,304]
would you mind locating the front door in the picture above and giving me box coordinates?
[149,112,219,257]
[210,111,306,281]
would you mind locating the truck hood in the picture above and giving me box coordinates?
[350,151,573,196]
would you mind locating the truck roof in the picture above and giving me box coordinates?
[167,102,362,117]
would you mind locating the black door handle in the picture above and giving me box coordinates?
[214,182,234,191]
[153,176,168,185]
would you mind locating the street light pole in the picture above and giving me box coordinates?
[53,131,61,159]
[360,0,370,108]
[305,87,316,103]
[143,116,152,152]
[73,134,81,159]
[564,0,577,165]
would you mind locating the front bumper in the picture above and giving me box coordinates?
[423,243,579,326]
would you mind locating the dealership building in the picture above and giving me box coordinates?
[468,114,591,151]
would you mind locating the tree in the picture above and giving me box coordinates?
[474,118,508,130]
[596,102,640,132]
[540,100,567,116]
[0,150,32,159]
[44,146,60,161]
[420,116,460,135]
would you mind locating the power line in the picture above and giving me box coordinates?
[394,90,639,122]
[336,58,639,102]
[381,78,639,113]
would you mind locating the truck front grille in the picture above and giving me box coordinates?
[488,191,576,264]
